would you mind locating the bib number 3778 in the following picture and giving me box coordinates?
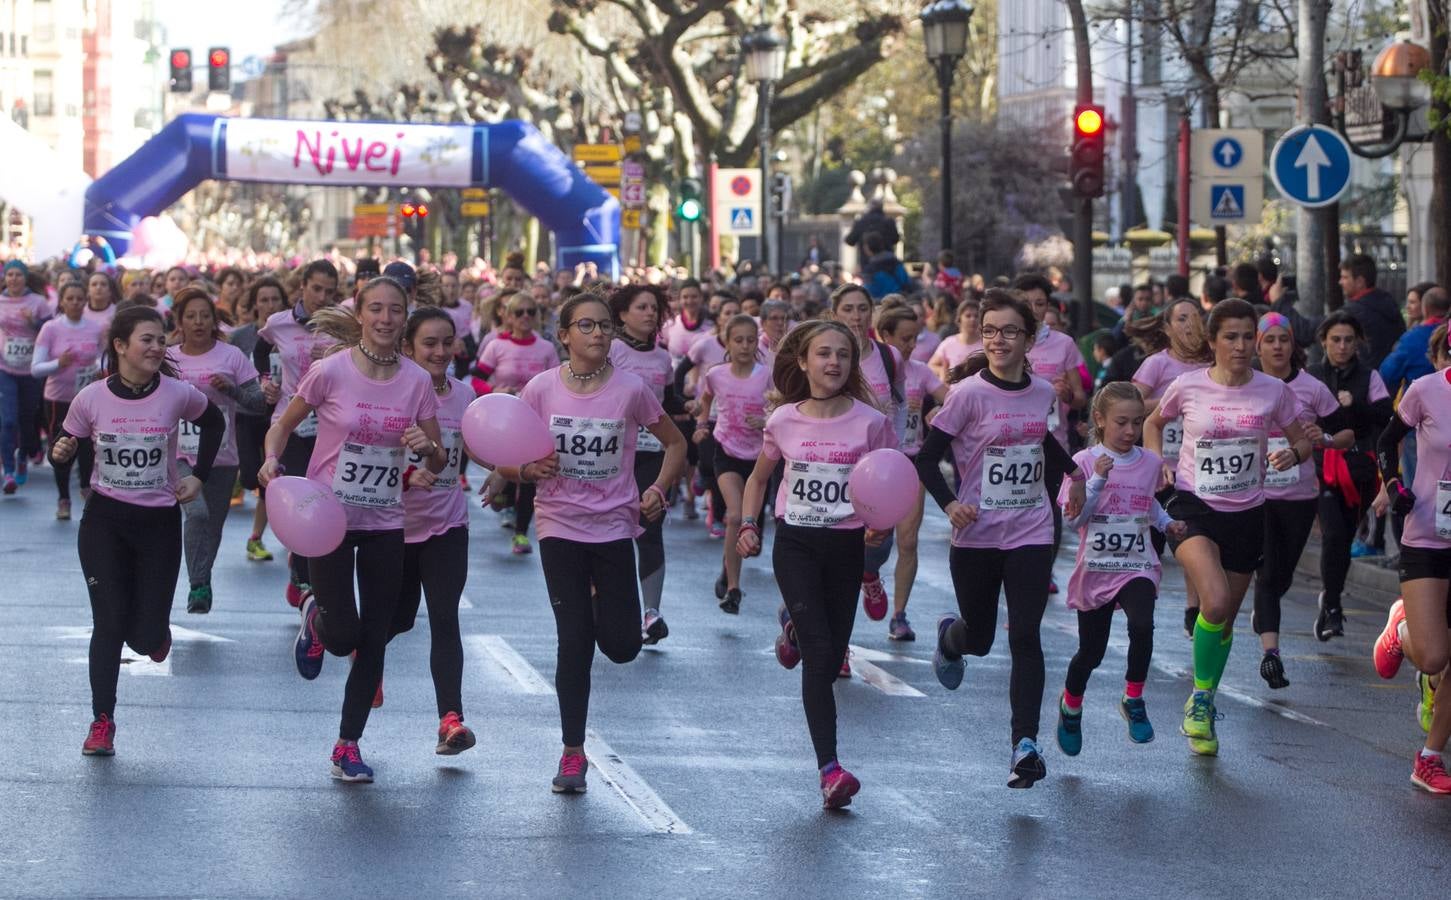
[332,442,404,507]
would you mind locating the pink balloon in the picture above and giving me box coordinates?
[849,448,919,530]
[265,475,347,557]
[461,393,554,468]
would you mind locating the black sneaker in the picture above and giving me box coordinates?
[1008,738,1047,789]
[714,568,728,600]
[642,608,669,645]
[1259,652,1289,690]
[1314,593,1345,642]
[1184,606,1199,639]
[719,588,741,615]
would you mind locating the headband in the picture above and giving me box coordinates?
[1257,312,1291,339]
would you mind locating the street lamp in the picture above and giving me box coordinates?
[743,23,786,273]
[920,0,973,253]
[1332,40,1432,159]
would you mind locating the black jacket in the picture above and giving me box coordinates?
[844,208,900,249]
[1344,288,1406,369]
[1268,288,1318,349]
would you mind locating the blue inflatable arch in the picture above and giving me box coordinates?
[83,113,620,275]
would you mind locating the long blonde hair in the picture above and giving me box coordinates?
[310,276,410,354]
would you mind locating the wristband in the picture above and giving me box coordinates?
[1290,446,1303,465]
[265,454,279,462]
[1321,433,1334,448]
[738,521,761,537]
[741,515,758,528]
[1069,470,1087,483]
[644,483,668,504]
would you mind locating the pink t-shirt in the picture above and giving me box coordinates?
[476,333,559,392]
[81,303,116,330]
[901,359,944,457]
[258,307,337,429]
[0,291,50,376]
[860,341,904,417]
[608,340,672,402]
[63,376,209,508]
[403,377,475,543]
[929,334,981,373]
[35,316,104,402]
[1026,325,1087,449]
[1369,370,1392,404]
[929,372,1058,549]
[443,302,474,343]
[519,367,666,543]
[1157,368,1300,513]
[664,315,708,360]
[1264,370,1338,502]
[763,399,895,531]
[1133,350,1207,400]
[296,352,440,532]
[912,328,942,363]
[703,363,771,460]
[686,332,728,398]
[168,342,260,467]
[1393,369,1451,550]
[1058,446,1164,611]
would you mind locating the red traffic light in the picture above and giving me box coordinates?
[415,204,429,218]
[1075,106,1104,136]
[400,203,417,218]
[171,49,191,70]
[209,48,229,68]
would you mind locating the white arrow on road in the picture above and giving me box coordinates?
[1293,134,1331,200]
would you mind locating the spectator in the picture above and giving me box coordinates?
[1405,280,1435,329]
[1338,253,1405,368]
[1165,273,1191,302]
[843,198,900,251]
[1230,262,1262,305]
[1200,273,1229,313]
[860,231,912,300]
[1257,256,1316,348]
[1380,285,1448,397]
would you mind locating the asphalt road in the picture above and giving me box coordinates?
[1,469,1447,898]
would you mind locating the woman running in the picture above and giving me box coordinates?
[83,271,120,330]
[168,287,267,613]
[913,288,1084,788]
[31,281,105,519]
[1144,298,1309,756]
[678,294,741,540]
[696,314,771,614]
[608,284,676,644]
[1055,383,1184,756]
[259,276,449,783]
[1371,322,1451,793]
[230,276,288,562]
[737,320,896,808]
[52,306,225,756]
[758,298,791,370]
[909,295,942,363]
[1,259,50,493]
[506,292,684,794]
[395,307,477,755]
[928,299,981,384]
[1250,313,1340,688]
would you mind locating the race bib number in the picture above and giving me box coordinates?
[96,431,168,492]
[784,460,854,527]
[74,363,100,393]
[1046,396,1061,434]
[409,430,464,491]
[1162,418,1184,461]
[332,441,404,507]
[294,411,318,439]
[636,425,662,453]
[1193,437,1260,496]
[3,335,34,368]
[980,444,1045,511]
[1085,514,1153,573]
[550,415,625,481]
[268,351,282,383]
[178,416,229,460]
[1436,481,1451,541]
[1264,436,1300,488]
[902,403,924,453]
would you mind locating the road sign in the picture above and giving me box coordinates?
[712,167,760,235]
[1270,125,1352,208]
[573,143,622,164]
[1211,185,1244,219]
[462,188,486,200]
[729,208,754,230]
[621,208,641,230]
[621,182,646,206]
[1190,177,1262,225]
[624,111,643,133]
[1190,128,1264,226]
[584,165,623,184]
[623,135,642,154]
[349,203,394,238]
[461,200,490,217]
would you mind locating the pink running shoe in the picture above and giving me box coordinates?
[838,651,852,679]
[149,628,172,663]
[1373,598,1406,680]
[1412,752,1451,794]
[861,573,888,621]
[819,761,860,809]
[775,605,800,669]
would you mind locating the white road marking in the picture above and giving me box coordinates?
[846,646,926,697]
[458,593,475,610]
[467,634,553,695]
[50,624,233,643]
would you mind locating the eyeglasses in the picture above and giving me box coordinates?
[513,307,539,316]
[981,325,1027,340]
[569,318,616,336]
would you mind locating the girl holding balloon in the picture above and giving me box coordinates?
[737,320,897,809]
[258,276,449,784]
[501,292,685,795]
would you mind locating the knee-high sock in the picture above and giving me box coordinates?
[1192,614,1225,692]
[1209,629,1234,692]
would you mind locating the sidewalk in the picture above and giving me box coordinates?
[1294,532,1401,602]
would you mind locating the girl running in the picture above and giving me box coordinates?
[1144,299,1309,756]
[928,299,982,383]
[259,276,449,783]
[230,276,288,562]
[737,320,896,808]
[677,294,741,541]
[1,259,49,493]
[696,314,771,615]
[913,288,1084,788]
[1055,383,1184,756]
[83,272,120,329]
[52,306,225,756]
[31,281,105,519]
[505,292,684,794]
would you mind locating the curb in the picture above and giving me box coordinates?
[1295,538,1400,604]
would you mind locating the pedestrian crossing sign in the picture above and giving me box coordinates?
[730,207,753,230]
[1211,185,1244,220]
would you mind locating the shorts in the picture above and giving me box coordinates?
[713,443,756,480]
[1399,544,1451,584]
[1166,491,1265,575]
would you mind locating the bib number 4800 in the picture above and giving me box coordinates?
[790,476,848,505]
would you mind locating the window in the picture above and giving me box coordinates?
[34,71,54,117]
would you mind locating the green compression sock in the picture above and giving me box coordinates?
[1209,629,1234,691]
[1192,614,1225,692]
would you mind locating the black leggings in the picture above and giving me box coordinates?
[1317,481,1372,608]
[1064,577,1156,696]
[78,494,181,719]
[943,544,1054,745]
[772,523,864,768]
[393,526,468,718]
[696,430,724,520]
[1252,497,1319,635]
[309,528,404,741]
[503,481,537,534]
[46,400,93,500]
[282,433,316,586]
[633,451,666,610]
[539,537,643,747]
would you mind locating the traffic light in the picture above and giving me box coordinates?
[675,178,703,222]
[169,48,192,93]
[208,47,231,93]
[1070,103,1106,199]
[769,172,793,219]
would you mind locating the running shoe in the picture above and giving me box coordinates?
[860,573,888,621]
[499,507,516,530]
[511,533,532,555]
[1009,738,1047,788]
[330,742,374,783]
[708,519,725,540]
[887,612,915,641]
[1418,673,1436,735]
[56,499,70,520]
[682,501,699,521]
[692,471,706,497]
[819,761,861,809]
[284,572,308,609]
[1056,700,1083,757]
[714,568,728,601]
[459,474,471,492]
[1180,690,1219,756]
[2,476,15,495]
[775,605,800,669]
[1183,606,1198,639]
[1411,752,1451,794]
[186,584,213,615]
[230,480,244,506]
[1048,577,1059,595]
[719,587,741,615]
[933,615,965,690]
[1259,651,1289,690]
[1350,539,1377,558]
[15,459,26,485]
[1373,598,1407,680]
[82,714,115,756]
[838,652,852,679]
[373,676,384,709]
[149,628,172,664]
[436,711,476,755]
[1120,696,1154,743]
[295,594,324,680]
[552,752,589,793]
[642,608,669,645]
[1314,592,1344,642]
[245,538,274,562]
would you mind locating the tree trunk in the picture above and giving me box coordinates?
[1295,0,1331,319]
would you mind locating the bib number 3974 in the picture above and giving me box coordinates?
[1085,514,1153,573]
[332,442,404,507]
[96,431,168,492]
[784,460,854,527]
[1194,437,1260,496]
[549,415,625,481]
[980,444,1045,511]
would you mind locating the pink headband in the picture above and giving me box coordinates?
[1257,313,1291,340]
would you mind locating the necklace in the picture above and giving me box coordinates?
[118,372,153,395]
[432,380,450,396]
[357,343,398,366]
[566,360,609,382]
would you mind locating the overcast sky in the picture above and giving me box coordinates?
[158,0,309,72]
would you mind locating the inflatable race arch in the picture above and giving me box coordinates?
[82,114,620,273]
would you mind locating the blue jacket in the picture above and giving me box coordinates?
[1379,317,1442,397]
